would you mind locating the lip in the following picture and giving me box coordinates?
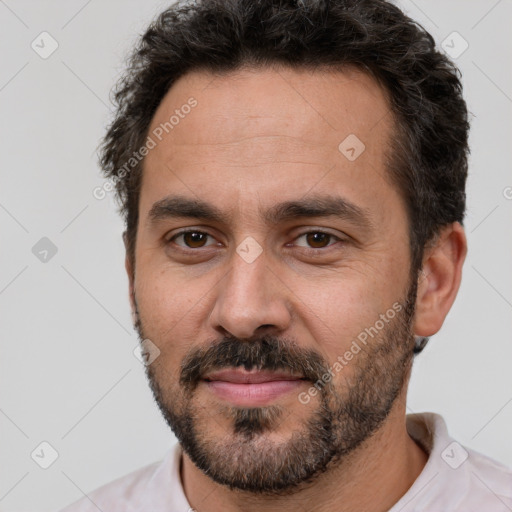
[202,369,306,406]
[204,368,304,384]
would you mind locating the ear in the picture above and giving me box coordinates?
[123,232,137,327]
[413,222,467,337]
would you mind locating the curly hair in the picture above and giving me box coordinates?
[100,0,469,277]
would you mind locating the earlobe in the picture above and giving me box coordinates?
[413,222,467,337]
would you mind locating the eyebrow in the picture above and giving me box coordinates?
[147,194,373,230]
[148,196,228,225]
[264,195,373,230]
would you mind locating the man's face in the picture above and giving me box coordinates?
[130,66,416,492]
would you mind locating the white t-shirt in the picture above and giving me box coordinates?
[60,413,512,512]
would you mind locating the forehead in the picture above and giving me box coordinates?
[140,65,400,222]
[148,65,391,151]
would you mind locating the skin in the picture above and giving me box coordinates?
[125,66,467,512]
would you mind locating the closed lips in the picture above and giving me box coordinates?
[203,369,305,384]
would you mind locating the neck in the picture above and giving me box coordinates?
[180,397,428,512]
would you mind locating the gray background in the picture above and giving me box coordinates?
[0,0,511,510]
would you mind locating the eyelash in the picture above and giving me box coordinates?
[168,229,220,249]
[167,229,343,252]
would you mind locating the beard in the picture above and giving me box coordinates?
[134,281,417,495]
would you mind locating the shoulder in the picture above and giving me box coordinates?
[458,445,512,509]
[393,413,512,512]
[59,445,182,512]
[59,460,161,512]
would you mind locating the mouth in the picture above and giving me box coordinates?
[202,368,307,406]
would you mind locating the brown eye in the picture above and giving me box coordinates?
[183,232,207,248]
[305,232,331,248]
[171,230,216,249]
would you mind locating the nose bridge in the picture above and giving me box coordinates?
[210,245,291,339]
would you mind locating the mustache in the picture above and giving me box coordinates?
[179,335,331,393]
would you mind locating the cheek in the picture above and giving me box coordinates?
[305,286,377,348]
[134,265,208,359]
[295,266,405,358]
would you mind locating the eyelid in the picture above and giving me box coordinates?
[167,228,220,248]
[165,227,346,251]
[293,228,350,242]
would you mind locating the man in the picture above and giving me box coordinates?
[62,0,512,510]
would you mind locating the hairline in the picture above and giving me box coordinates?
[125,61,422,267]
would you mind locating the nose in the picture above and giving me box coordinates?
[209,247,292,340]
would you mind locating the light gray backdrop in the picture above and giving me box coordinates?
[1,1,511,510]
